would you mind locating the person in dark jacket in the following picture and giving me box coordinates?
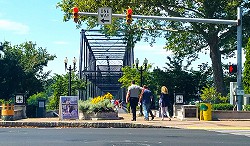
[159,86,171,121]
[139,85,155,121]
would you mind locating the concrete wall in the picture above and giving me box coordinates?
[212,110,250,120]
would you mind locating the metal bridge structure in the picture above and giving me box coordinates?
[78,29,134,101]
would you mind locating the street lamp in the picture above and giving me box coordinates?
[135,58,148,86]
[64,57,77,96]
[135,58,148,116]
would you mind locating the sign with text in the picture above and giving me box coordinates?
[98,7,112,25]
[59,96,79,120]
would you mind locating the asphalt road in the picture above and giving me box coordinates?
[0,128,249,146]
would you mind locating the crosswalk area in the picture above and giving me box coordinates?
[209,130,250,138]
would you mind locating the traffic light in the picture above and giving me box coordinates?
[72,7,79,23]
[126,7,132,24]
[229,64,237,74]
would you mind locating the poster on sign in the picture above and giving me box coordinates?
[59,96,79,120]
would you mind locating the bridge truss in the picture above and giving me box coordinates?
[78,29,134,101]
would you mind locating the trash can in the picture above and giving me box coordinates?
[200,103,212,121]
[1,104,14,121]
[37,99,46,118]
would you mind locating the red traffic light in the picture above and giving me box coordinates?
[127,8,132,15]
[73,7,79,13]
[72,7,79,23]
[229,64,237,73]
[126,8,133,24]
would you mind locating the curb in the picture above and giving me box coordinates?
[0,121,172,128]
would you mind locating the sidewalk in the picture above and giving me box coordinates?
[1,112,250,130]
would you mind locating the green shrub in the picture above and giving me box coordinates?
[79,99,92,113]
[243,104,250,111]
[47,95,59,110]
[200,87,229,104]
[27,92,47,106]
[0,99,4,104]
[212,103,234,110]
[0,98,14,104]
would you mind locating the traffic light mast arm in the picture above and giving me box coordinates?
[77,12,237,25]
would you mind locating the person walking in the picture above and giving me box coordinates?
[139,85,154,121]
[126,80,142,121]
[159,86,171,121]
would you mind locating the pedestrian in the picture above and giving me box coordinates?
[114,99,119,111]
[149,94,155,120]
[159,86,171,121]
[126,80,142,121]
[139,85,155,121]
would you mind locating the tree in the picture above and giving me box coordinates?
[119,56,212,103]
[118,65,151,89]
[0,41,56,100]
[49,73,87,109]
[152,56,212,103]
[243,38,250,93]
[57,0,250,96]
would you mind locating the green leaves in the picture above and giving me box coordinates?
[48,73,87,109]
[0,41,55,100]
[243,38,250,94]
[27,92,47,106]
[200,86,229,104]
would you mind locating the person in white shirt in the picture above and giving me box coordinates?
[126,80,142,121]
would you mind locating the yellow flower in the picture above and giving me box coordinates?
[91,92,113,104]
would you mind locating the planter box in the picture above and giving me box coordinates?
[212,110,250,120]
[80,111,120,120]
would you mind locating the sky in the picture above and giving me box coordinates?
[1,0,238,76]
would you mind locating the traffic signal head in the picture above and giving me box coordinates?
[72,7,79,23]
[126,8,133,24]
[229,64,237,74]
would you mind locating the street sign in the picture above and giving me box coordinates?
[98,7,112,25]
[236,89,244,96]
[175,95,184,104]
[15,94,24,104]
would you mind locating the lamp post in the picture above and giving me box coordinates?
[64,57,77,96]
[135,58,148,116]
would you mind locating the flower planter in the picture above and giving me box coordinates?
[81,112,94,120]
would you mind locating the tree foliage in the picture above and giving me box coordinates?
[151,56,212,103]
[57,0,250,96]
[119,56,213,103]
[118,65,151,89]
[200,87,229,104]
[27,92,47,106]
[0,41,56,100]
[243,38,250,94]
[48,73,87,109]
